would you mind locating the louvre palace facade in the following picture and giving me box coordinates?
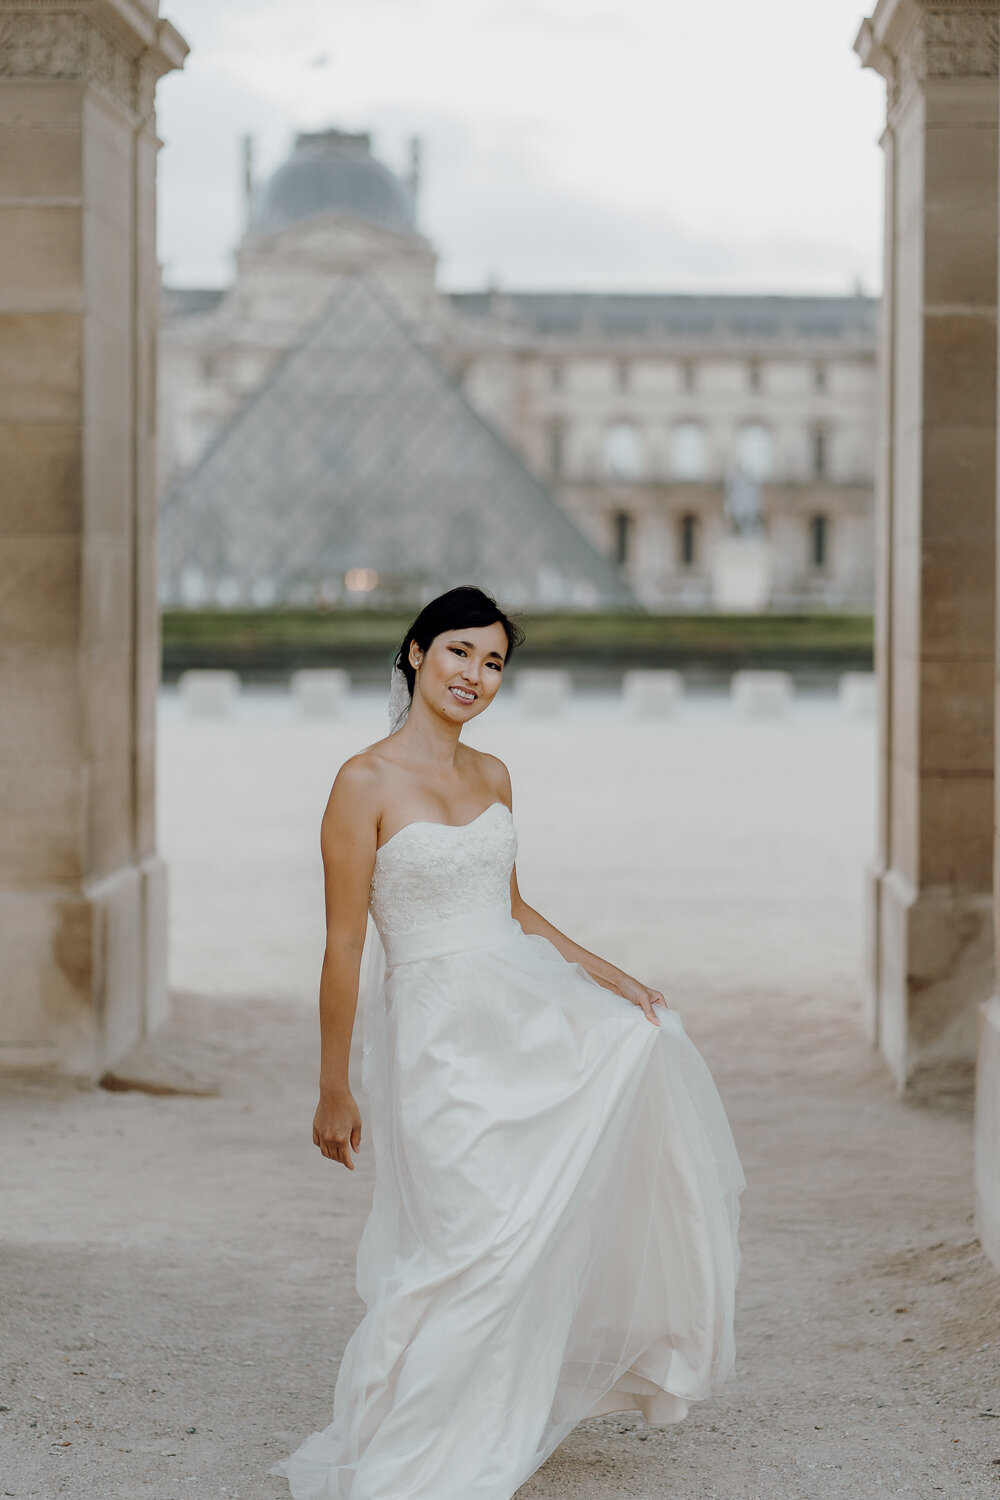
[159,128,877,612]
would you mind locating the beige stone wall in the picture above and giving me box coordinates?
[448,340,877,610]
[0,2,186,1076]
[553,475,874,610]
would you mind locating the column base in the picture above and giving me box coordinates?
[975,998,1000,1270]
[873,867,993,1093]
[0,856,169,1080]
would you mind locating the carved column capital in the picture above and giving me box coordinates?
[0,2,187,122]
[856,0,1000,115]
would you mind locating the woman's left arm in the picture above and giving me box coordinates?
[512,879,668,1026]
[484,753,668,1026]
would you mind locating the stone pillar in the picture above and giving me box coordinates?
[856,1,998,1091]
[0,3,187,1076]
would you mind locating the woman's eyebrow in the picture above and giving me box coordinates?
[452,639,504,660]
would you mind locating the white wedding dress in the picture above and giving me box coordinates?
[271,801,746,1500]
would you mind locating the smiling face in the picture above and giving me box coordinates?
[408,621,509,726]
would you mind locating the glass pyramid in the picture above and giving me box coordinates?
[160,275,636,611]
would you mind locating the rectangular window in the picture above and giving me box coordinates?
[612,509,633,566]
[679,513,697,567]
[813,427,827,478]
[810,514,829,569]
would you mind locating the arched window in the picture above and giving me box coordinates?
[612,509,633,565]
[671,420,708,480]
[604,422,643,480]
[679,513,698,568]
[813,426,828,478]
[734,422,773,481]
[809,514,829,569]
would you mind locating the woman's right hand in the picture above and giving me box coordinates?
[313,1085,362,1169]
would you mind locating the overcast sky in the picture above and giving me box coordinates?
[157,0,887,296]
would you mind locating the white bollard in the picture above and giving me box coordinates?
[839,671,876,719]
[622,669,684,717]
[178,669,240,719]
[730,670,793,719]
[515,669,571,717]
[291,669,350,718]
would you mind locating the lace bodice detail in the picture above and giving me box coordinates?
[369,802,517,937]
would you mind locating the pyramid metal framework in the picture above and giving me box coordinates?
[159,276,636,611]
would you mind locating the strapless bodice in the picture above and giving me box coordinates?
[368,801,518,939]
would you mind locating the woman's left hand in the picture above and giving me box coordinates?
[616,974,669,1026]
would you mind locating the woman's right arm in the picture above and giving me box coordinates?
[312,758,380,1170]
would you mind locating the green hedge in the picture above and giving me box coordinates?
[162,609,874,679]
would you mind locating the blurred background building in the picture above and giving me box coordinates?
[159,128,878,612]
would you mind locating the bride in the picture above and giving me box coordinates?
[271,584,746,1500]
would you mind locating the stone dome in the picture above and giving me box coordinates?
[250,130,415,237]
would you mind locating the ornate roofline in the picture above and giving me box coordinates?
[856,0,999,116]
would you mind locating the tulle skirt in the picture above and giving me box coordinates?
[270,902,746,1500]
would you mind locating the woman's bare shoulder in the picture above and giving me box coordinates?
[328,742,395,807]
[463,745,513,801]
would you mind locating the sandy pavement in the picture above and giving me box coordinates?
[2,691,998,1499]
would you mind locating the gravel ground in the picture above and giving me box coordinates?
[2,692,998,1499]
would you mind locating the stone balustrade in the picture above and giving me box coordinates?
[291,669,351,717]
[622,670,684,717]
[730,670,793,719]
[514,669,572,716]
[178,670,240,718]
[838,672,876,719]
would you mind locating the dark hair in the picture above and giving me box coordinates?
[392,585,525,727]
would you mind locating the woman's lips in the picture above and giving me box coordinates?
[449,686,476,703]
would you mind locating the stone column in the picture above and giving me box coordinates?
[856,0,999,1091]
[976,6,1000,1275]
[0,3,187,1076]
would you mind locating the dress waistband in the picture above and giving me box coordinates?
[382,902,519,967]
